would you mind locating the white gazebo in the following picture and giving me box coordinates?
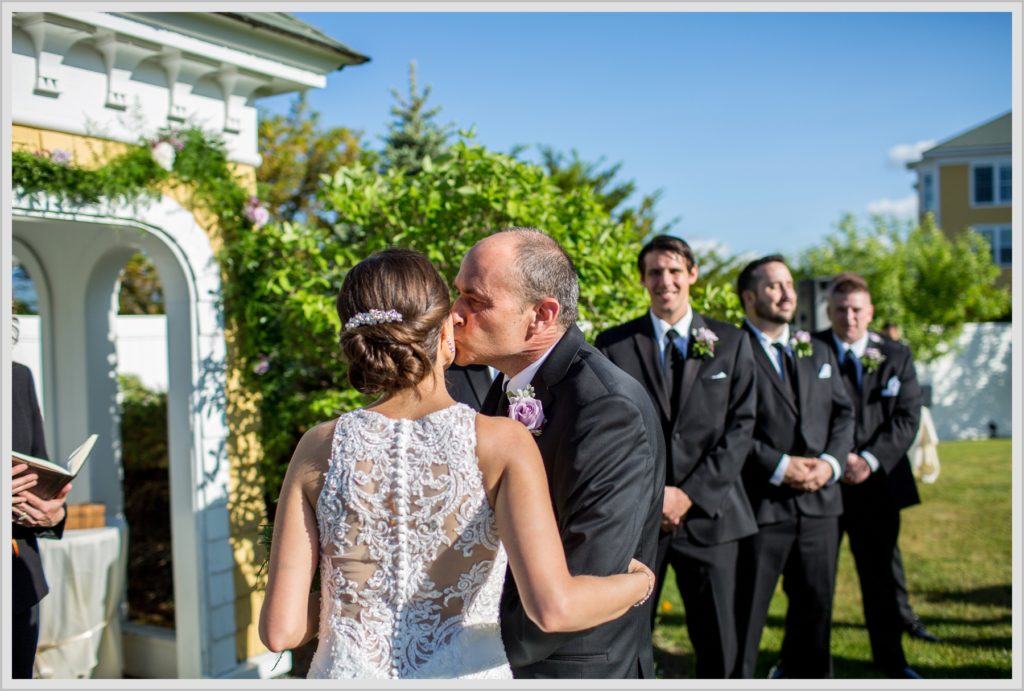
[8,10,367,678]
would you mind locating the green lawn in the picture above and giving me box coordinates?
[653,439,1013,679]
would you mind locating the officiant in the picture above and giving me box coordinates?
[12,314,72,678]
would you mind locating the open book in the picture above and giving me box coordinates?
[12,434,98,501]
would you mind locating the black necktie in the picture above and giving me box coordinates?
[664,327,685,383]
[772,342,797,396]
[841,350,861,404]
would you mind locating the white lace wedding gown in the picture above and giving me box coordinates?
[306,403,513,679]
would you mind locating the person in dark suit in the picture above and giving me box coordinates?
[813,272,925,678]
[594,234,758,678]
[12,350,71,678]
[444,363,495,411]
[731,256,854,679]
[451,228,664,679]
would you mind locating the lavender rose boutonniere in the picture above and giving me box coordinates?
[790,330,813,358]
[861,347,886,373]
[507,384,545,436]
[691,326,719,359]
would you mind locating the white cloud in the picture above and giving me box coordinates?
[887,140,936,167]
[867,194,918,218]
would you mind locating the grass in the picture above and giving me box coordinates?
[652,439,1013,679]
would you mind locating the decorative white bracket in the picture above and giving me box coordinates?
[18,13,63,97]
[160,49,187,122]
[215,66,240,133]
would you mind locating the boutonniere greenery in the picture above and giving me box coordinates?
[790,330,813,358]
[860,347,886,373]
[691,326,719,359]
[507,384,545,436]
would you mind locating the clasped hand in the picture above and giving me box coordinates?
[11,462,69,529]
[841,453,871,485]
[661,486,692,532]
[782,456,834,492]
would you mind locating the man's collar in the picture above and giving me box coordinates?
[746,318,790,346]
[832,331,870,358]
[649,305,693,344]
[504,341,559,394]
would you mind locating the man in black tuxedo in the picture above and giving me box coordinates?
[12,358,71,678]
[594,234,757,678]
[732,256,854,679]
[813,272,924,678]
[451,228,664,679]
[444,363,495,411]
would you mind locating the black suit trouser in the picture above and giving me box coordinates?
[13,603,40,678]
[652,531,739,678]
[842,508,909,674]
[734,514,839,678]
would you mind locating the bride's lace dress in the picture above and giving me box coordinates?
[307,403,512,679]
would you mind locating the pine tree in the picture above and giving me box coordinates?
[380,61,453,174]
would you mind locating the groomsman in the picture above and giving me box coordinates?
[813,272,924,678]
[445,363,495,411]
[733,255,854,679]
[595,234,758,678]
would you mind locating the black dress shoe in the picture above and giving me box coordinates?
[767,662,784,679]
[892,665,923,679]
[905,618,941,643]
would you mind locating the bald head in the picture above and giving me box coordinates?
[484,228,579,329]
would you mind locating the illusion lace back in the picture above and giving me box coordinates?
[307,403,512,679]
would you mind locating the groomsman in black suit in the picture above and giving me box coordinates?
[813,272,924,679]
[595,234,758,678]
[732,255,854,679]
[445,363,495,411]
[452,228,664,679]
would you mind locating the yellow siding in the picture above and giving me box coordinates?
[13,124,269,665]
[938,164,1012,236]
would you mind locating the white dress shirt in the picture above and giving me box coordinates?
[503,342,559,396]
[649,306,694,368]
[745,320,841,487]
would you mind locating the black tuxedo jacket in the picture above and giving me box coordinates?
[595,312,758,546]
[488,326,664,679]
[812,330,922,514]
[12,362,65,616]
[445,363,493,412]
[741,324,855,525]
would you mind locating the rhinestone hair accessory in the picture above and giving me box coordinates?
[344,308,404,331]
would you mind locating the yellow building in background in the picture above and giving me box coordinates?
[907,112,1012,281]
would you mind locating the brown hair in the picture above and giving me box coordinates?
[337,248,450,397]
[638,234,697,275]
[828,271,871,298]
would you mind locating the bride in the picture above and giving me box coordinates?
[258,247,654,679]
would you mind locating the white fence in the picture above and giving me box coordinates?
[13,316,1012,441]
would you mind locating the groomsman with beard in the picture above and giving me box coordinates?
[595,234,758,678]
[813,272,924,679]
[733,255,854,679]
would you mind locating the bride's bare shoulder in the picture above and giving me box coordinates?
[290,418,338,478]
[474,414,537,468]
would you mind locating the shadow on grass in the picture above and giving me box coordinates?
[652,643,695,679]
[919,583,1011,608]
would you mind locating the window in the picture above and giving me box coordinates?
[972,162,1011,206]
[922,172,935,212]
[976,225,1012,268]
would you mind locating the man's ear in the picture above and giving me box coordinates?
[529,297,561,335]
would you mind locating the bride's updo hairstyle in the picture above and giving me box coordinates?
[337,248,450,397]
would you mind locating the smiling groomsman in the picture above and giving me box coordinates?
[813,272,924,679]
[732,255,854,679]
[596,235,758,678]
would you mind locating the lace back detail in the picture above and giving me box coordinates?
[308,403,510,679]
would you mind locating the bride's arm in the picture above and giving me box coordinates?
[477,416,653,633]
[258,422,333,652]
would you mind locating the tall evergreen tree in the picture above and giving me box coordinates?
[380,61,454,174]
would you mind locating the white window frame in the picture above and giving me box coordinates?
[970,160,1012,208]
[974,223,1013,268]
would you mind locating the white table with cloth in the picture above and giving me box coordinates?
[35,526,127,678]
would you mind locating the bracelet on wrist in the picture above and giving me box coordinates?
[632,568,654,608]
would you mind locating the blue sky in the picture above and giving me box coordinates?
[259,10,1013,260]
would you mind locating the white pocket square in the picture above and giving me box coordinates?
[709,371,728,380]
[881,375,901,397]
[818,363,832,379]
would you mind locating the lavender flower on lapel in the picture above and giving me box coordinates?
[507,384,545,436]
[691,326,719,359]
[790,330,813,358]
[861,347,886,373]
